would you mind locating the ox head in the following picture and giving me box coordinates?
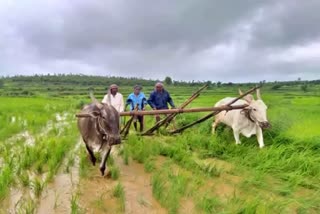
[239,88,271,129]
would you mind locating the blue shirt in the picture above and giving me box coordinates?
[126,92,147,111]
[147,89,175,110]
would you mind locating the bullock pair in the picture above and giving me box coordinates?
[77,88,270,176]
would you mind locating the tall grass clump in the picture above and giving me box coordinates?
[152,167,189,214]
[196,195,221,214]
[79,150,91,178]
[30,178,45,198]
[70,193,81,214]
[126,134,160,163]
[0,165,13,200]
[16,198,37,214]
[113,183,125,212]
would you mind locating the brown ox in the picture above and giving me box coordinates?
[77,94,121,175]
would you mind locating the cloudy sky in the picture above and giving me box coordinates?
[0,0,319,82]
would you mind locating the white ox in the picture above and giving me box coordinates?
[212,88,270,148]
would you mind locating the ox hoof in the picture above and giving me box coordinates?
[259,145,264,149]
[100,167,106,176]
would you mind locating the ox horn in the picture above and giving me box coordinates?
[239,88,253,103]
[256,88,262,100]
[76,111,100,118]
[90,92,104,109]
[238,88,243,95]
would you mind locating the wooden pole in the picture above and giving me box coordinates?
[169,85,261,134]
[118,104,248,116]
[141,84,208,135]
[122,104,138,138]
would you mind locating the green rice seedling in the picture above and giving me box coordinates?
[196,195,221,214]
[19,173,30,187]
[0,165,13,200]
[67,153,75,167]
[110,166,120,180]
[31,178,45,198]
[112,183,125,212]
[113,183,125,198]
[79,150,90,178]
[123,150,129,165]
[152,167,189,214]
[120,146,129,165]
[92,192,107,212]
[144,157,156,173]
[70,193,81,214]
[151,172,164,200]
[35,161,44,174]
[16,198,37,214]
[199,163,221,177]
[107,154,115,166]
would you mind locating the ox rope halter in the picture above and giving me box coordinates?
[95,116,120,146]
[240,108,256,123]
[240,108,270,129]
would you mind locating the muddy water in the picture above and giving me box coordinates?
[1,188,24,213]
[78,170,120,214]
[36,141,80,214]
[6,130,35,146]
[114,151,167,214]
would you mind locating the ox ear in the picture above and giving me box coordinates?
[256,88,262,100]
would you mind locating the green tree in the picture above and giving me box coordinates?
[216,81,222,87]
[301,84,308,92]
[164,76,173,85]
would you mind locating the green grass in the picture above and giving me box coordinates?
[112,183,125,212]
[71,193,81,214]
[1,80,320,212]
[151,164,189,214]
[196,195,221,214]
[30,178,45,198]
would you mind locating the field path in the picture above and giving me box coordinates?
[114,149,167,214]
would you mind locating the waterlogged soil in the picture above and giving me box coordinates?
[114,153,166,214]
[78,170,120,213]
[78,147,167,214]
[37,157,79,213]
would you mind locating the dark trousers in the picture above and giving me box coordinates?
[133,115,144,132]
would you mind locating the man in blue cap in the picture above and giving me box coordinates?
[126,85,147,132]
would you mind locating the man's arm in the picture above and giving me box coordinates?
[102,94,108,104]
[147,92,156,109]
[119,94,125,112]
[126,96,133,111]
[167,92,175,108]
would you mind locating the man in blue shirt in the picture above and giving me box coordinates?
[147,82,175,123]
[126,85,147,132]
